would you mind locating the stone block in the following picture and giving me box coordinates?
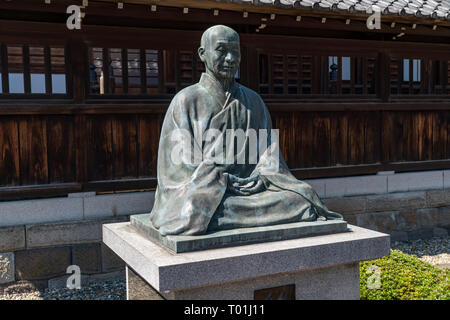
[437,206,450,228]
[131,214,347,253]
[304,179,325,198]
[395,210,418,231]
[443,170,450,189]
[15,247,71,280]
[72,243,102,274]
[67,192,96,198]
[324,175,387,198]
[83,191,155,219]
[387,171,443,193]
[0,226,25,252]
[355,213,377,231]
[342,214,357,226]
[356,211,398,233]
[366,191,426,212]
[26,219,103,248]
[344,175,387,197]
[322,196,366,214]
[425,189,450,208]
[103,222,389,297]
[0,198,83,226]
[416,208,439,229]
[25,217,129,249]
[0,197,83,227]
[0,252,15,284]
[432,227,448,238]
[101,243,125,272]
[324,177,347,198]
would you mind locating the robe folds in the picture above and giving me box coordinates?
[149,73,343,236]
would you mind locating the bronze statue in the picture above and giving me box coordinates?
[149,25,343,236]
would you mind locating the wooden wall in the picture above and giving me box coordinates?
[0,17,449,200]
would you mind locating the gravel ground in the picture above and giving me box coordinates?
[391,236,450,269]
[1,236,448,300]
[0,278,126,300]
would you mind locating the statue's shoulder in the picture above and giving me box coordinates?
[169,83,208,110]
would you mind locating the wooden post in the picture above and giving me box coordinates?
[378,51,390,102]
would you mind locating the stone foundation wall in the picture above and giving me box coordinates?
[1,171,450,286]
[0,216,127,291]
[323,189,450,241]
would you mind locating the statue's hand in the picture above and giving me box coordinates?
[224,173,264,196]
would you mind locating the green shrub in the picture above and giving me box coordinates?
[360,249,449,300]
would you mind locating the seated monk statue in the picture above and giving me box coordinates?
[149,25,343,236]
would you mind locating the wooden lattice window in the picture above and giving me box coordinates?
[258,51,376,96]
[0,43,67,96]
[88,47,205,96]
[390,57,449,95]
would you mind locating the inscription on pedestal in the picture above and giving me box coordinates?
[254,284,295,300]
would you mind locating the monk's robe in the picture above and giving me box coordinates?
[149,73,343,236]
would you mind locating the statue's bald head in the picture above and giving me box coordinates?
[198,25,241,82]
[200,25,240,49]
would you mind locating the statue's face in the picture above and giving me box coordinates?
[199,27,241,81]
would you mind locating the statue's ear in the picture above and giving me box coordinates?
[198,47,205,62]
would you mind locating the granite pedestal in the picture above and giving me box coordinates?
[103,222,390,300]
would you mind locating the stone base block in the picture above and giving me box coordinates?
[103,222,390,300]
[130,213,348,253]
[126,262,360,300]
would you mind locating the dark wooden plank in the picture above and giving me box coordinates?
[102,47,110,95]
[364,111,380,163]
[1,43,9,93]
[297,55,303,94]
[297,112,313,168]
[18,116,49,185]
[272,112,295,168]
[47,116,76,183]
[157,50,164,93]
[23,45,31,94]
[0,118,20,186]
[121,48,129,94]
[337,56,342,95]
[140,48,147,94]
[447,111,450,160]
[283,55,288,94]
[75,114,88,188]
[112,115,138,179]
[0,183,81,201]
[44,45,52,95]
[247,47,258,92]
[175,50,180,92]
[138,114,163,177]
[312,114,331,167]
[347,113,365,165]
[416,111,433,161]
[86,116,113,181]
[432,111,447,160]
[362,57,368,95]
[380,111,393,163]
[330,112,348,166]
[394,111,411,161]
[378,52,389,101]
[409,57,414,94]
[71,38,86,103]
[268,53,273,95]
